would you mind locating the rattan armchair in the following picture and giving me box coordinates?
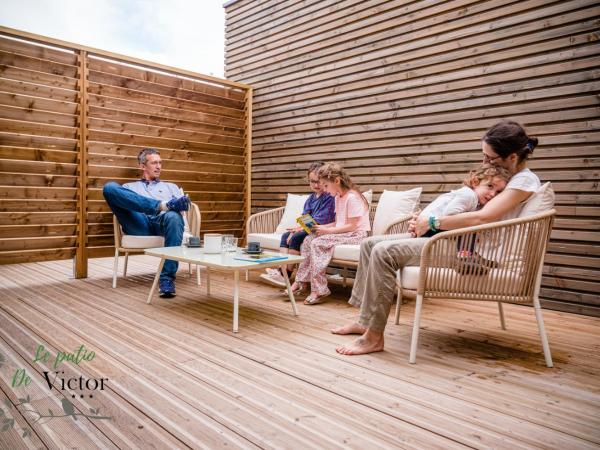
[112,202,201,288]
[402,209,556,367]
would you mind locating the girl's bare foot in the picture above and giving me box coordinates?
[336,330,384,355]
[331,322,366,335]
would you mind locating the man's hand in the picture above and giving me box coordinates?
[407,211,420,237]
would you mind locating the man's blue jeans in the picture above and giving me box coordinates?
[103,181,183,281]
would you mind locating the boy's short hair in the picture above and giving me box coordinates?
[464,164,511,188]
[138,148,160,165]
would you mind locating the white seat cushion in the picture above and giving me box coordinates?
[332,244,360,262]
[246,233,283,250]
[372,187,421,236]
[121,235,165,249]
[400,266,524,295]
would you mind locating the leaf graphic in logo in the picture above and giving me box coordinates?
[61,399,77,421]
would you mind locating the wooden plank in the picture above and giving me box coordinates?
[88,70,245,109]
[87,83,245,119]
[88,117,245,147]
[0,224,77,237]
[75,50,89,278]
[87,142,244,165]
[88,57,246,101]
[88,106,244,137]
[87,165,244,183]
[88,93,245,128]
[0,49,77,77]
[0,146,78,164]
[0,212,77,225]
[0,159,77,175]
[0,119,77,140]
[0,79,77,103]
[0,26,250,90]
[87,130,244,156]
[0,35,77,65]
[0,133,76,151]
[0,236,77,251]
[0,199,77,212]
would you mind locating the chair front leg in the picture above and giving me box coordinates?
[112,248,119,288]
[409,294,424,364]
[533,296,553,368]
[497,302,507,330]
[123,252,129,277]
[394,270,401,325]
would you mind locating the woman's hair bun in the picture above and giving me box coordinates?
[525,137,538,153]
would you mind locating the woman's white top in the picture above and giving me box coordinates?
[418,186,479,220]
[505,167,540,192]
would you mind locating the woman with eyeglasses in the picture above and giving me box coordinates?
[333,119,541,356]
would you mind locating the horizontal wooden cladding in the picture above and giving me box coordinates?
[0,247,75,264]
[0,29,250,270]
[0,212,77,225]
[87,142,244,165]
[252,109,600,154]
[89,165,243,183]
[0,36,77,65]
[88,106,243,137]
[252,29,599,114]
[0,78,77,103]
[87,84,243,120]
[227,0,599,312]
[252,59,600,131]
[89,71,244,111]
[88,57,245,103]
[247,2,597,95]
[88,154,244,174]
[88,118,244,147]
[88,95,244,129]
[226,0,487,73]
[0,146,77,164]
[0,49,77,78]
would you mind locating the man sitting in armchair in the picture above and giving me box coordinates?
[102,147,189,298]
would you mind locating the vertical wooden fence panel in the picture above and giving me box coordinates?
[0,27,252,274]
[224,0,600,315]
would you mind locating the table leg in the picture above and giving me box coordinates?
[282,268,299,316]
[206,267,211,296]
[147,258,165,304]
[233,270,239,333]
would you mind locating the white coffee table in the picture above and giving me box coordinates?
[144,247,305,332]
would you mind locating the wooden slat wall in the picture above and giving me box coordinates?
[0,28,252,275]
[224,0,600,315]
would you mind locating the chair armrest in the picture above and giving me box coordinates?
[416,209,556,299]
[382,214,413,235]
[247,207,285,235]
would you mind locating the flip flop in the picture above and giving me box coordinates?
[281,282,307,297]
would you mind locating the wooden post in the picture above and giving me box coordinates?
[74,50,89,278]
[242,87,253,245]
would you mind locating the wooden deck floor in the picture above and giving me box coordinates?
[0,256,598,450]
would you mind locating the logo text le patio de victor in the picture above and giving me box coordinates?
[1,344,111,438]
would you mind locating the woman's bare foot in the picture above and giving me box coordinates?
[331,322,366,335]
[335,330,384,355]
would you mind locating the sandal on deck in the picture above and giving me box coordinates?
[304,291,330,305]
[281,282,307,297]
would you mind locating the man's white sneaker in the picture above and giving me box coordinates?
[259,271,287,288]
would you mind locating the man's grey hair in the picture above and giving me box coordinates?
[138,148,160,165]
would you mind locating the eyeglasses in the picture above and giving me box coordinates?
[482,153,502,164]
[308,178,320,184]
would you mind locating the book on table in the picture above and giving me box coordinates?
[233,255,289,263]
[296,214,318,234]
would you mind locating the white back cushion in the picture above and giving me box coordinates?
[276,193,310,233]
[362,189,373,205]
[372,187,422,235]
[517,182,555,218]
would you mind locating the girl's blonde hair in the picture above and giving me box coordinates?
[318,162,368,207]
[464,164,511,188]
